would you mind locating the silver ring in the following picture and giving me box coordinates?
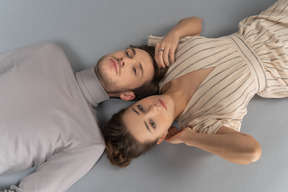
[158,48,164,52]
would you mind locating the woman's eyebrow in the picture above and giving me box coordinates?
[132,107,140,116]
[144,121,152,133]
[132,107,152,133]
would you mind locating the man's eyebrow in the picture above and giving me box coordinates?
[144,121,152,133]
[130,47,136,56]
[139,63,143,78]
[129,48,143,78]
[132,108,140,116]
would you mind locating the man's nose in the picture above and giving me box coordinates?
[117,58,125,67]
[117,57,131,68]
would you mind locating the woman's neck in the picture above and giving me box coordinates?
[161,67,215,119]
[162,81,190,119]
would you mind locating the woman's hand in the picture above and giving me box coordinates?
[165,126,195,145]
[155,31,179,68]
[155,17,202,68]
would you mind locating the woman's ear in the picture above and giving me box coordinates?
[157,133,167,144]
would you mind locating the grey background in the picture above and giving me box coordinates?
[1,0,288,192]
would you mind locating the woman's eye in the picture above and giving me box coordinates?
[137,105,145,112]
[150,120,156,129]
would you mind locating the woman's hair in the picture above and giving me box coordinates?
[130,45,168,100]
[101,109,158,167]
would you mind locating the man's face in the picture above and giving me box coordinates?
[96,47,155,97]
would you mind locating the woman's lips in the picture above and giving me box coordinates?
[159,99,167,110]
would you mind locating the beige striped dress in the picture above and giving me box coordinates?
[148,0,288,134]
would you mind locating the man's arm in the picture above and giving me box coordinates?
[0,43,54,75]
[166,126,262,164]
[1,144,104,192]
[155,17,202,67]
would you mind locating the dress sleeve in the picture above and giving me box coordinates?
[147,35,191,46]
[4,144,104,192]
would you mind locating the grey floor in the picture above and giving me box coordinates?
[1,0,287,192]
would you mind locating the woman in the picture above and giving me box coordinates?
[102,0,288,167]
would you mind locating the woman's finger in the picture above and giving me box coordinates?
[157,49,165,67]
[166,127,180,139]
[162,47,169,66]
[155,45,166,68]
[169,46,176,64]
[154,44,160,67]
[165,134,182,144]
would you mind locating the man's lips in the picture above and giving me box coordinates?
[111,58,119,74]
[159,99,167,110]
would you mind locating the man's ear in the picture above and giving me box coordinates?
[119,91,135,101]
[157,133,167,144]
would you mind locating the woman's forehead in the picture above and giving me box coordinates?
[123,109,149,143]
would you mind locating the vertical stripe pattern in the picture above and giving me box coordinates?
[147,0,288,134]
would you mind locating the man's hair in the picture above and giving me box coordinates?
[130,45,168,100]
[101,109,158,167]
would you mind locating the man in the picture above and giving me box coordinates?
[87,45,167,101]
[0,43,166,192]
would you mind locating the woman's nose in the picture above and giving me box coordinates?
[148,102,161,113]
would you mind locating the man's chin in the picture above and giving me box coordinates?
[96,72,120,93]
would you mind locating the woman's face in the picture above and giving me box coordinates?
[123,95,175,143]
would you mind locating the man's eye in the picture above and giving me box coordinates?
[125,51,131,58]
[137,105,145,112]
[149,119,156,129]
[133,68,137,75]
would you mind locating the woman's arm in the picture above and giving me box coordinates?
[155,17,202,68]
[165,126,262,164]
[168,17,202,38]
